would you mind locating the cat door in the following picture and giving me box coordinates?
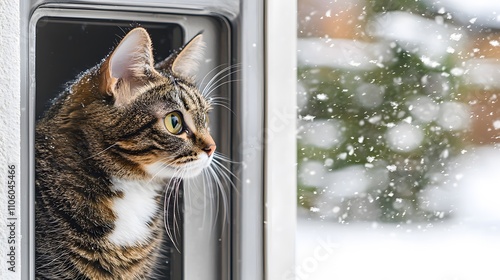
[34,16,185,280]
[30,7,231,280]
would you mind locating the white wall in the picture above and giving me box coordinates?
[0,1,21,280]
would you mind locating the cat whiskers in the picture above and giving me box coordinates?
[212,152,239,177]
[81,143,118,162]
[163,166,186,252]
[199,63,237,95]
[200,152,239,234]
[162,152,238,248]
[200,63,240,97]
[142,158,185,250]
[207,96,234,115]
[203,168,226,233]
[191,166,220,233]
[146,159,176,184]
[200,64,241,108]
[194,64,241,232]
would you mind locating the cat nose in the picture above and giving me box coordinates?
[203,144,216,157]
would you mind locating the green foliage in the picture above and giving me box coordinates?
[298,44,467,223]
[366,0,435,18]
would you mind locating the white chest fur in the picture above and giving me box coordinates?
[108,178,163,247]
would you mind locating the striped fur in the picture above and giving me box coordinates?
[35,28,214,279]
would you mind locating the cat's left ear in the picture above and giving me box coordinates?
[101,27,155,106]
[155,33,205,77]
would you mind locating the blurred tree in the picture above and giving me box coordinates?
[297,0,469,223]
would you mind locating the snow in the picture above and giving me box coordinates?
[299,119,344,149]
[324,165,371,197]
[297,218,500,280]
[355,84,385,109]
[368,11,465,62]
[436,0,500,28]
[296,1,500,278]
[407,95,440,123]
[493,120,500,130]
[451,146,500,223]
[299,160,327,187]
[297,38,392,71]
[463,59,500,88]
[437,101,470,131]
[297,146,500,280]
[385,122,424,152]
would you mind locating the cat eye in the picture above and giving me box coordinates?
[164,112,184,134]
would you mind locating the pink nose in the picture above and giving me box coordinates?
[203,144,216,157]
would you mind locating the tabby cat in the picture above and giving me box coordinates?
[35,27,215,279]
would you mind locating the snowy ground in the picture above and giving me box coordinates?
[297,219,500,280]
[296,146,500,280]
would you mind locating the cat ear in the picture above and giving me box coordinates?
[101,27,155,106]
[155,33,205,77]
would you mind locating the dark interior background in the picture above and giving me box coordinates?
[35,17,185,279]
[35,17,184,119]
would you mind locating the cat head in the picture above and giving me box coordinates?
[60,27,216,181]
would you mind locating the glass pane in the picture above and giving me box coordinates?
[297,0,500,279]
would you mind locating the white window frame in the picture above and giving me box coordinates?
[13,0,297,279]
